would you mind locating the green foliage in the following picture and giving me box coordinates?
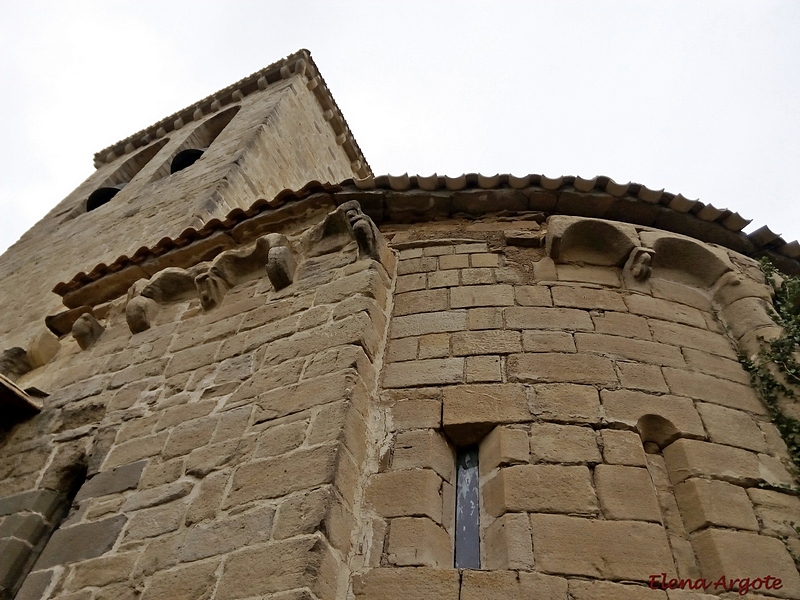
[739,259,800,475]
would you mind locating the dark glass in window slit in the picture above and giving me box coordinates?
[454,446,480,568]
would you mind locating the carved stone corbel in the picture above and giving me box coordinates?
[266,245,297,291]
[339,200,382,261]
[72,313,104,350]
[194,269,229,312]
[0,347,33,382]
[624,247,655,282]
[126,279,159,334]
[209,235,273,288]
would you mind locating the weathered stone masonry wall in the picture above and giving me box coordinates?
[2,199,800,600]
[350,216,800,600]
[0,202,393,600]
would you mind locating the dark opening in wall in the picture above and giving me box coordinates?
[170,148,205,173]
[72,138,169,219]
[86,185,124,211]
[152,105,241,181]
[454,446,481,569]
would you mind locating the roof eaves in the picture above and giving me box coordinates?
[52,173,800,304]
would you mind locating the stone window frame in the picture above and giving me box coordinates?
[386,424,524,570]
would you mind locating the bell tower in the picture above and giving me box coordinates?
[0,49,369,350]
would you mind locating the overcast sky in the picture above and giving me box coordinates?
[1,1,798,257]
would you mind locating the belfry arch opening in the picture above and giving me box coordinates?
[170,148,205,173]
[155,105,242,180]
[81,138,169,214]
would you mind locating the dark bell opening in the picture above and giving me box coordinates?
[170,148,205,174]
[86,186,123,211]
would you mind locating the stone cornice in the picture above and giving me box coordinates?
[51,173,800,309]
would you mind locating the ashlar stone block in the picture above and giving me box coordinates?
[594,464,662,522]
[479,426,529,476]
[600,429,648,467]
[569,579,666,599]
[352,567,459,600]
[140,559,220,600]
[483,512,534,570]
[387,517,451,567]
[682,347,750,385]
[505,306,593,331]
[551,285,627,311]
[442,384,530,445]
[465,355,502,383]
[483,464,597,517]
[514,285,552,307]
[692,528,800,598]
[592,311,651,340]
[393,289,448,316]
[224,443,339,508]
[696,402,768,453]
[530,513,675,582]
[460,570,568,600]
[76,460,147,501]
[624,295,706,329]
[662,367,766,414]
[649,320,737,359]
[383,358,464,388]
[529,383,601,424]
[662,439,761,486]
[392,429,454,482]
[184,469,228,526]
[748,488,800,538]
[121,481,193,512]
[416,332,450,359]
[451,330,521,355]
[617,361,669,393]
[386,396,441,431]
[124,501,186,541]
[674,478,758,533]
[65,552,139,591]
[36,515,127,569]
[450,284,514,308]
[390,310,466,339]
[530,423,601,465]
[575,332,685,367]
[365,469,442,522]
[508,353,617,385]
[215,535,336,600]
[180,505,274,562]
[521,331,575,353]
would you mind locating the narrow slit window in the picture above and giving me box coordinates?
[454,446,480,569]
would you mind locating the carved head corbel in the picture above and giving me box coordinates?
[194,269,229,311]
[339,200,383,262]
[625,247,655,282]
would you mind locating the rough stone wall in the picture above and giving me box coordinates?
[0,202,392,600]
[0,75,355,350]
[349,215,800,599]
